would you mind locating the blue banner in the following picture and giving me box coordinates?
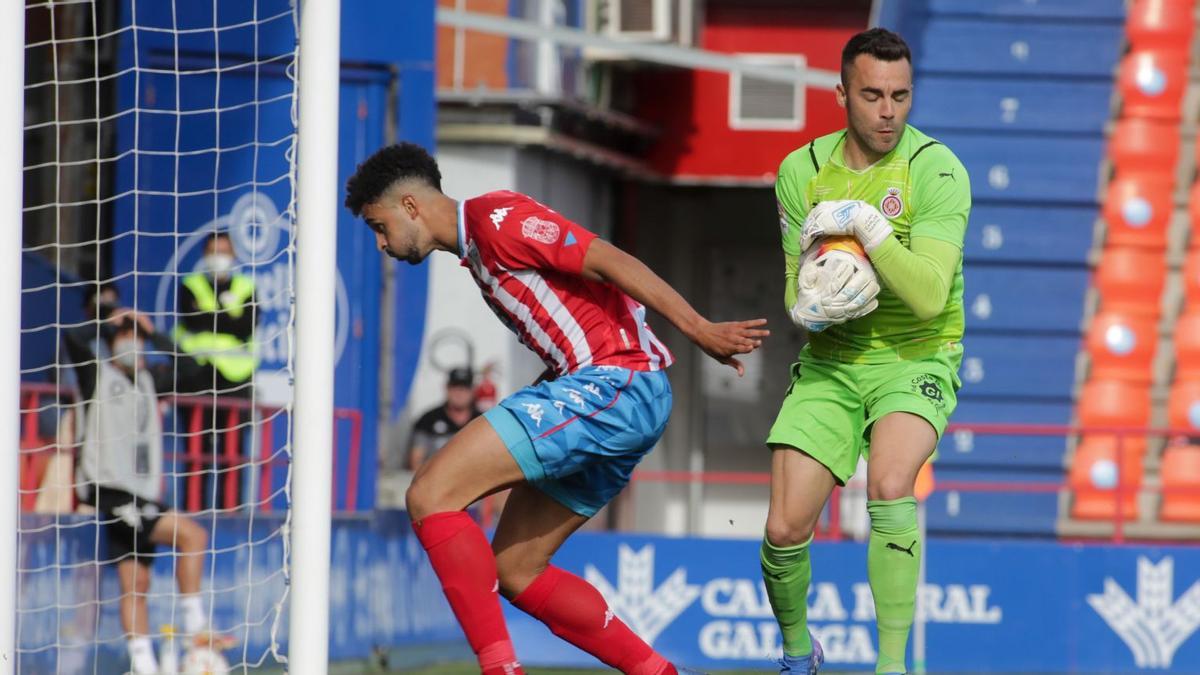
[21,515,1200,672]
[505,532,1200,672]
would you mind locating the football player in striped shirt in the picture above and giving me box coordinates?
[346,142,768,675]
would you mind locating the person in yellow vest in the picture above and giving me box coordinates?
[176,231,258,512]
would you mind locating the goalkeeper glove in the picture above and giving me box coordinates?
[788,251,880,331]
[800,200,894,253]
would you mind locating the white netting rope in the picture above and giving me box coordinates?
[19,1,297,672]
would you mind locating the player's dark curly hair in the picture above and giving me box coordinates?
[841,28,911,84]
[344,142,443,216]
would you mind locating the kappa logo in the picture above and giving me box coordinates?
[522,402,545,428]
[490,207,512,229]
[1088,556,1200,668]
[585,544,702,646]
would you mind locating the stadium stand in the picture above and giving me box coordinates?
[1109,117,1180,177]
[1069,434,1145,520]
[1127,0,1194,52]
[1085,311,1158,383]
[1094,246,1167,317]
[1064,0,1200,536]
[1117,49,1189,120]
[1102,173,1174,249]
[882,0,1126,537]
[1159,443,1200,521]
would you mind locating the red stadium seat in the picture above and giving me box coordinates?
[1095,246,1166,317]
[1118,50,1188,120]
[1078,379,1152,429]
[1167,379,1200,432]
[1086,311,1157,383]
[1160,444,1200,523]
[1175,310,1200,380]
[1070,435,1144,521]
[1103,174,1173,249]
[1127,0,1195,53]
[1108,118,1179,178]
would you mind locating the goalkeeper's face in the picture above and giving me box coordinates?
[838,54,912,157]
[361,196,435,265]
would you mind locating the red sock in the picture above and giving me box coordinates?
[413,511,522,674]
[512,565,675,675]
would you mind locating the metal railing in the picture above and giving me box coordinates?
[631,422,1200,544]
[17,382,365,513]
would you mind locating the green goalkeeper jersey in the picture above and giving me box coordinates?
[776,125,971,364]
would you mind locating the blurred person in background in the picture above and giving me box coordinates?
[407,367,481,470]
[176,230,258,512]
[64,309,231,675]
[762,28,970,675]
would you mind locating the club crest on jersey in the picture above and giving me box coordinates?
[880,187,904,219]
[521,216,560,244]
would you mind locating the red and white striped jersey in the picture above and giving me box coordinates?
[458,190,674,376]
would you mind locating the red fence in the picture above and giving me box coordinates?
[18,382,364,513]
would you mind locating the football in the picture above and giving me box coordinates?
[799,234,878,302]
[180,646,231,675]
[790,234,881,332]
[805,234,870,269]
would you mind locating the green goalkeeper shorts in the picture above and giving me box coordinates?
[766,344,963,484]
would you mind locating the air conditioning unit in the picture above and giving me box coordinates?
[606,0,672,42]
[729,54,806,132]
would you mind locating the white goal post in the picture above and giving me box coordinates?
[2,0,27,671]
[290,0,341,672]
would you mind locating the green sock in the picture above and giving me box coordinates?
[867,497,920,674]
[760,535,813,658]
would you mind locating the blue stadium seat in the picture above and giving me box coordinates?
[915,18,1123,77]
[964,265,1089,333]
[925,481,1059,537]
[934,132,1103,204]
[942,399,1072,470]
[958,333,1078,400]
[923,0,1125,20]
[964,205,1095,265]
[910,77,1112,134]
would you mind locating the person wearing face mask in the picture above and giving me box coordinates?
[63,310,232,675]
[176,231,258,511]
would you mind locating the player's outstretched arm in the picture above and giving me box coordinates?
[581,239,769,375]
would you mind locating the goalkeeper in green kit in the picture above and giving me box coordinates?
[761,29,970,674]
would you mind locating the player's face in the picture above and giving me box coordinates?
[838,54,912,157]
[361,198,430,265]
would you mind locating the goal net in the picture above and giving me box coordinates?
[19,1,299,672]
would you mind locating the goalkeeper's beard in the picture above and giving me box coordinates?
[846,98,903,158]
